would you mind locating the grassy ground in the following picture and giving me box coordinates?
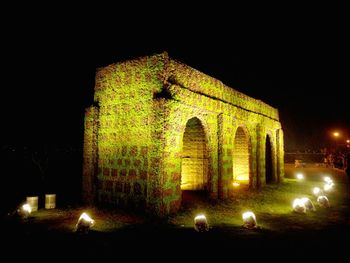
[2,165,350,258]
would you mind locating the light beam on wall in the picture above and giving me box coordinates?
[233,127,250,183]
[181,118,208,190]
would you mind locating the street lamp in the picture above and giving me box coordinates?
[330,130,350,169]
[332,131,350,150]
[332,131,341,152]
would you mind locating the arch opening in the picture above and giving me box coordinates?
[181,117,208,191]
[233,127,250,185]
[265,135,274,184]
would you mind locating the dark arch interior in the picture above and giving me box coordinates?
[265,135,273,184]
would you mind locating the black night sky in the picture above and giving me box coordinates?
[1,6,350,258]
[1,7,349,151]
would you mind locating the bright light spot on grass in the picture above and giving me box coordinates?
[293,198,306,213]
[194,214,209,232]
[317,195,330,208]
[75,212,95,233]
[324,183,333,192]
[324,176,332,183]
[323,176,334,192]
[232,182,240,187]
[296,173,304,180]
[236,175,248,181]
[313,187,321,196]
[242,211,257,229]
[22,204,32,214]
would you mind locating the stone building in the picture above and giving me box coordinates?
[83,52,284,216]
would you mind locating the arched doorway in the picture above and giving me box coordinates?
[233,127,250,186]
[181,117,208,191]
[265,135,274,184]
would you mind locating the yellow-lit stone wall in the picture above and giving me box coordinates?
[83,52,284,215]
[82,106,99,204]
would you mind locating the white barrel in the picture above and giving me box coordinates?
[26,196,38,211]
[45,194,56,209]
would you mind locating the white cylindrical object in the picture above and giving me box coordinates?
[26,196,38,211]
[45,194,56,209]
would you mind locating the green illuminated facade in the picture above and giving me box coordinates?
[82,52,284,216]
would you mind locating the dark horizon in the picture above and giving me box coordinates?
[2,9,349,152]
[2,47,348,152]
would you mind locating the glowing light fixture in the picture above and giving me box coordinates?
[292,198,306,213]
[236,175,248,181]
[296,173,304,180]
[325,180,334,186]
[323,177,334,191]
[18,203,32,218]
[22,204,32,213]
[232,182,240,187]
[242,211,257,229]
[301,197,316,211]
[324,176,332,183]
[313,187,321,196]
[75,212,95,233]
[317,195,330,208]
[194,214,209,232]
[333,132,339,137]
[324,183,333,192]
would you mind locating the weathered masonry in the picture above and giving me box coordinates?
[83,52,284,216]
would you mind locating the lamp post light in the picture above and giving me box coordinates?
[330,130,350,169]
[332,131,340,153]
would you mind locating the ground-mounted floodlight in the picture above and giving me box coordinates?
[323,177,334,192]
[194,214,209,232]
[75,212,95,234]
[242,211,257,229]
[324,183,334,192]
[301,197,316,211]
[17,204,32,218]
[323,176,332,183]
[317,196,330,208]
[296,173,304,180]
[292,198,306,213]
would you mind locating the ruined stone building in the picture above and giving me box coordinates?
[83,52,284,216]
